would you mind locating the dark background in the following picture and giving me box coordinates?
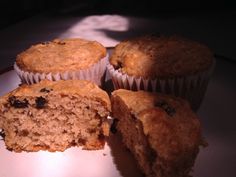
[0,0,235,30]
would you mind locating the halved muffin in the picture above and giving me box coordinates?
[111,89,205,177]
[0,80,111,152]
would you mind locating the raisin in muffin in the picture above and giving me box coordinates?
[0,80,111,152]
[111,89,205,177]
[107,35,215,110]
[14,38,108,86]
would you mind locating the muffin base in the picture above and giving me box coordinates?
[14,54,108,86]
[107,60,215,111]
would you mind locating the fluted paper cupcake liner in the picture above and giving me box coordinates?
[14,54,108,86]
[107,60,215,111]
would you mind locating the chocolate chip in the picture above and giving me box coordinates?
[9,96,29,108]
[78,138,86,145]
[71,140,77,146]
[110,119,119,134]
[7,147,13,152]
[131,114,137,120]
[87,128,96,134]
[114,61,123,69]
[35,96,47,109]
[18,130,29,136]
[33,132,41,136]
[62,130,67,133]
[155,100,164,107]
[155,100,176,116]
[57,41,66,45]
[165,106,176,116]
[40,88,53,93]
[0,129,5,140]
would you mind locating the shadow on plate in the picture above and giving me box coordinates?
[106,132,144,177]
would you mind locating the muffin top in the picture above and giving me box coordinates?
[111,89,203,161]
[16,38,106,73]
[110,35,214,78]
[0,80,111,112]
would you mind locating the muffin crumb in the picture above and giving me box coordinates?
[0,80,111,152]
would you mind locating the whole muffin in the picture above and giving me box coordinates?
[107,35,215,110]
[0,80,111,152]
[111,89,205,177]
[15,38,108,86]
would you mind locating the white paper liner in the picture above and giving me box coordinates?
[14,54,108,86]
[107,59,215,111]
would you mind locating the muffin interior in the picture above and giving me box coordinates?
[0,94,109,152]
[111,95,156,176]
[111,90,202,177]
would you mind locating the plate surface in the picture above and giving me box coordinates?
[0,62,236,177]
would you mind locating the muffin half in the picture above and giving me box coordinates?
[111,89,205,177]
[0,80,111,152]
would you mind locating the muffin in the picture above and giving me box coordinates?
[0,80,111,152]
[14,38,108,86]
[107,35,215,110]
[111,89,205,177]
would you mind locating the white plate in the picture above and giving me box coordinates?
[0,62,236,177]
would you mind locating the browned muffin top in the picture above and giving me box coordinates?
[111,89,202,162]
[16,38,106,73]
[110,35,214,78]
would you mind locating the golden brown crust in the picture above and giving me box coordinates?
[8,138,106,152]
[139,108,201,162]
[110,35,214,78]
[16,38,106,73]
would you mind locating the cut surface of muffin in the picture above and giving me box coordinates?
[0,80,111,152]
[111,89,204,177]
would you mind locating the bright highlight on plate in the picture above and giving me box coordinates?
[59,15,129,47]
